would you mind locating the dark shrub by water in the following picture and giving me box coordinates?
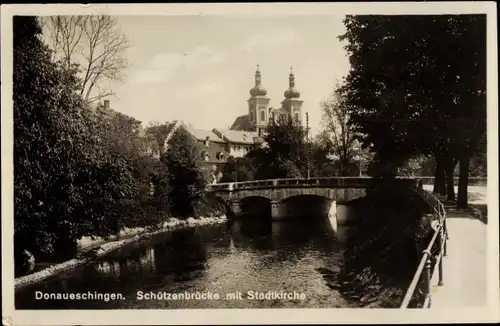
[335,180,435,307]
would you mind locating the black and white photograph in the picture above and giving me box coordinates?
[1,2,498,325]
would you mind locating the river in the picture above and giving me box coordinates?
[15,215,354,309]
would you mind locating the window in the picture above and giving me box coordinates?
[260,110,265,122]
[295,112,299,121]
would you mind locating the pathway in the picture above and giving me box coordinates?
[427,186,488,308]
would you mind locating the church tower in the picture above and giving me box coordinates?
[248,65,270,135]
[281,67,303,122]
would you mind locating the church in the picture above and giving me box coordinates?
[230,65,304,136]
[164,65,305,181]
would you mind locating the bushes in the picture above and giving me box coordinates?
[160,128,207,218]
[13,17,215,275]
[337,181,433,307]
[218,156,256,182]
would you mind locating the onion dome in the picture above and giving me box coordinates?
[284,67,300,99]
[250,64,267,97]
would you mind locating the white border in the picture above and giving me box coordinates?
[1,2,499,325]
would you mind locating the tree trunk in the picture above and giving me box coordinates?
[433,156,446,195]
[457,155,471,209]
[339,159,348,176]
[444,156,457,201]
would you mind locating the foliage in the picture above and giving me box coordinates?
[160,128,207,218]
[40,15,129,102]
[307,136,340,177]
[339,15,486,206]
[320,84,362,175]
[14,16,104,260]
[338,185,432,307]
[247,116,307,179]
[14,16,168,270]
[217,121,345,180]
[396,157,426,177]
[218,156,256,182]
[86,111,164,236]
[144,121,177,156]
[265,116,308,166]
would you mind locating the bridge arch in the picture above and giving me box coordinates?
[279,194,337,219]
[239,195,273,202]
[238,196,272,218]
[275,189,335,202]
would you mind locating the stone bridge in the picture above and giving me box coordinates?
[206,177,418,220]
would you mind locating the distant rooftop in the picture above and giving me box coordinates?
[213,128,262,144]
[183,124,225,142]
[230,115,255,132]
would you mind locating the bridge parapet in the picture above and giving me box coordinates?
[206,177,418,192]
[207,177,420,220]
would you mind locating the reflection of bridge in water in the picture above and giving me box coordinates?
[207,177,418,220]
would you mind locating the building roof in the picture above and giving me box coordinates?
[183,124,225,142]
[230,114,255,131]
[213,128,262,145]
[272,107,289,115]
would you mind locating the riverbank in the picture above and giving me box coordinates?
[15,215,227,290]
[320,185,434,308]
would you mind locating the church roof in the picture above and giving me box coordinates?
[230,114,255,131]
[213,128,262,145]
[273,108,288,115]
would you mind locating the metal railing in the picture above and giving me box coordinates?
[206,177,418,192]
[400,185,447,308]
[417,176,487,186]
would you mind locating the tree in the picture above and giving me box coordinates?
[14,17,155,271]
[320,84,362,176]
[468,135,487,177]
[339,15,486,206]
[248,116,307,179]
[41,15,129,103]
[94,112,165,232]
[14,16,104,262]
[144,121,179,157]
[218,156,256,183]
[161,128,207,218]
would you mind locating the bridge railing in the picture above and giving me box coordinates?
[206,177,418,192]
[400,186,447,308]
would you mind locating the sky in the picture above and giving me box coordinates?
[105,15,350,136]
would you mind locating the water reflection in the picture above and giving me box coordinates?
[16,215,352,309]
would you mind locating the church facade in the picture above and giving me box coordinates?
[230,65,304,136]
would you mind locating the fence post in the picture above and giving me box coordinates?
[444,218,449,240]
[423,254,432,308]
[438,228,444,286]
[443,219,448,256]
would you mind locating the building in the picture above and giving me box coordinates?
[230,65,304,136]
[163,65,304,183]
[163,122,263,183]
